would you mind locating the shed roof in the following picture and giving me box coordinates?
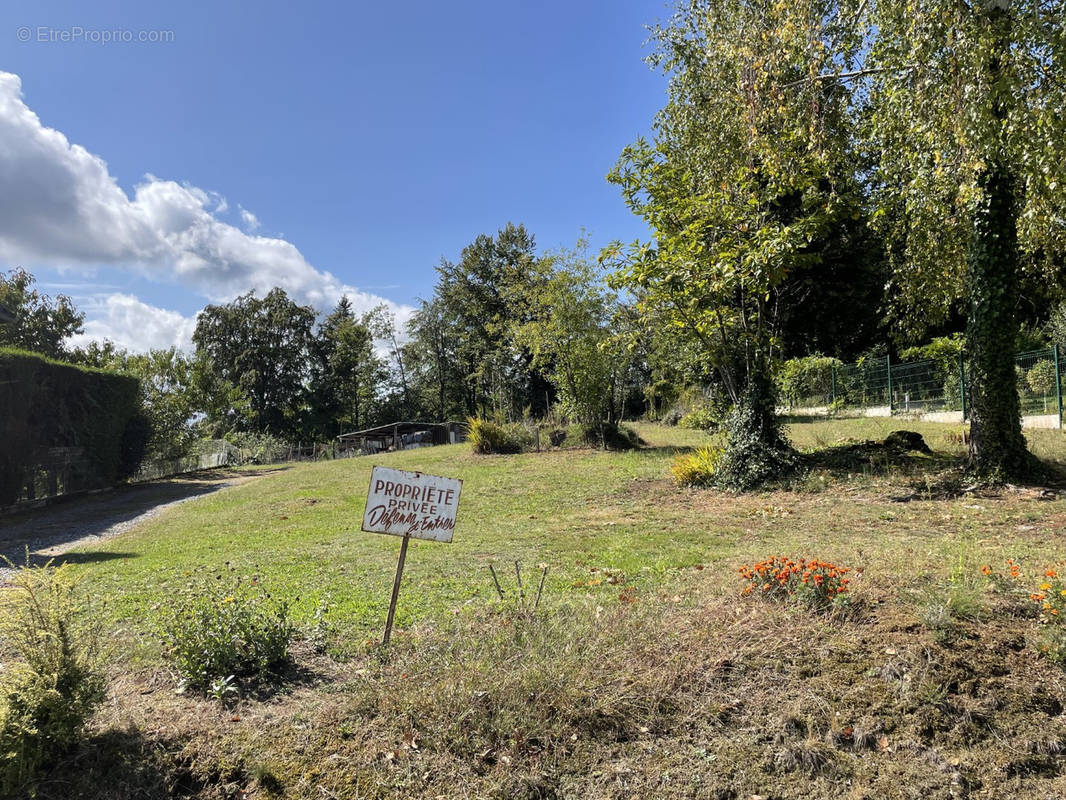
[336,421,461,441]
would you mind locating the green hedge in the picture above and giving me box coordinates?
[0,348,148,505]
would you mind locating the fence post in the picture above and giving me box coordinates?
[959,352,967,421]
[1055,344,1062,430]
[886,354,893,412]
[830,365,837,406]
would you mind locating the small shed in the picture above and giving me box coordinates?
[336,421,466,455]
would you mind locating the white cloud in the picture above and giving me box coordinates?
[238,205,260,232]
[0,72,412,351]
[69,293,198,353]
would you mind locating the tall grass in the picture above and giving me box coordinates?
[467,417,533,454]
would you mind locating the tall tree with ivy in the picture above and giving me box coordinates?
[607,0,867,489]
[864,0,1065,478]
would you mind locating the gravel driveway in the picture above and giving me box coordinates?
[0,471,259,581]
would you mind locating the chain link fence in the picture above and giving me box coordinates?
[781,346,1063,429]
[4,438,349,511]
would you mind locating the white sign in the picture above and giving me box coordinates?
[361,466,462,542]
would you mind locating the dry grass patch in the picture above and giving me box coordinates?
[32,576,1066,800]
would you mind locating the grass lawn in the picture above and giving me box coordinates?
[72,417,1066,639]
[10,417,1066,799]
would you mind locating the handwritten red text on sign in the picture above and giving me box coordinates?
[361,466,462,542]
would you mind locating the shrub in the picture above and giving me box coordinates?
[578,422,644,450]
[775,355,843,408]
[0,561,106,795]
[225,431,291,465]
[662,408,684,426]
[670,446,723,487]
[1027,360,1057,397]
[467,417,533,455]
[602,423,644,450]
[160,572,295,693]
[738,556,850,610]
[664,386,731,428]
[678,404,721,431]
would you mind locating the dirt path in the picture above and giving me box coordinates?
[0,470,261,581]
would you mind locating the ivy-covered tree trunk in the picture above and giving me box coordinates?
[716,360,798,491]
[965,163,1029,478]
[965,4,1031,480]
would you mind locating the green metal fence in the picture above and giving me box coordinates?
[1016,348,1062,421]
[782,346,1063,429]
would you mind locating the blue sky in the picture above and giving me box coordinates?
[0,0,667,350]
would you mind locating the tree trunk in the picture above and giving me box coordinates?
[966,161,1029,478]
[353,385,359,432]
[966,3,1031,479]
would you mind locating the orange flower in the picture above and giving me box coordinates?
[1047,569,1059,579]
[980,565,992,576]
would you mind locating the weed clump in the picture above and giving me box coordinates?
[0,561,106,795]
[1031,566,1066,664]
[915,558,985,643]
[160,571,294,694]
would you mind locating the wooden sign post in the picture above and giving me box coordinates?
[361,466,463,646]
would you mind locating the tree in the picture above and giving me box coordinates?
[0,268,84,358]
[124,348,199,460]
[434,224,551,418]
[71,342,199,461]
[313,297,383,434]
[607,0,864,488]
[69,339,125,369]
[515,243,626,442]
[192,289,316,437]
[405,296,462,421]
[865,0,1065,478]
[365,304,412,418]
